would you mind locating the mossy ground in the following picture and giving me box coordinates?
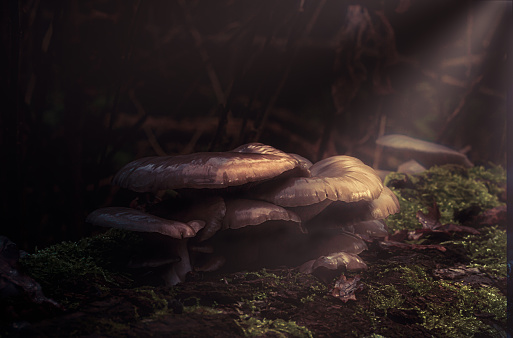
[2,165,507,337]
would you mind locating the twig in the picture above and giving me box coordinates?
[98,0,141,171]
[177,0,226,106]
[373,111,387,170]
[129,90,167,156]
[255,0,326,142]
[437,75,483,142]
[465,5,473,78]
[399,56,504,99]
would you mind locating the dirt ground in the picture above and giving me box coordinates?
[2,232,507,337]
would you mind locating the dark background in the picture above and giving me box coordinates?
[1,0,510,250]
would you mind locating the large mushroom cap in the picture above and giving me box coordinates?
[376,134,473,168]
[86,207,205,239]
[113,150,301,193]
[249,155,384,208]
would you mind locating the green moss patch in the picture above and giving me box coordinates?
[237,315,313,338]
[361,264,506,337]
[19,229,140,305]
[385,165,505,231]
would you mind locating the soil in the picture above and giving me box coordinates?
[2,236,507,337]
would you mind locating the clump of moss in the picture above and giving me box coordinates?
[20,229,140,301]
[238,315,313,338]
[384,165,505,231]
[443,225,506,277]
[392,265,505,337]
[419,281,506,337]
[362,264,506,337]
[367,284,404,316]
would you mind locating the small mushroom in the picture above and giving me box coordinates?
[86,207,205,285]
[299,251,367,276]
[376,134,473,168]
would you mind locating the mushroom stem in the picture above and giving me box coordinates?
[162,239,192,286]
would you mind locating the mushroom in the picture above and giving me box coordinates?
[86,143,400,285]
[299,251,367,282]
[376,134,473,169]
[86,207,205,286]
[113,147,304,193]
[251,155,383,207]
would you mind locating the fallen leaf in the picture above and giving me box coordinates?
[331,275,362,302]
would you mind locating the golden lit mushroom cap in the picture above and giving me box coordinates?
[112,151,301,193]
[250,155,384,207]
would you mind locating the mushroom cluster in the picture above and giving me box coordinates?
[86,143,399,285]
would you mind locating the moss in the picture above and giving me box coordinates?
[418,281,506,337]
[133,286,170,316]
[443,225,507,277]
[363,264,506,337]
[384,165,505,232]
[238,315,313,338]
[183,305,224,315]
[367,284,404,316]
[91,318,131,337]
[19,229,140,302]
[399,265,505,337]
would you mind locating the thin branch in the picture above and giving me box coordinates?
[255,0,326,142]
[177,0,226,106]
[437,75,483,142]
[129,90,167,156]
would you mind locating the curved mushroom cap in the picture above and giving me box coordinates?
[305,186,399,229]
[299,252,367,274]
[113,150,301,193]
[250,155,383,208]
[223,198,302,231]
[86,207,205,239]
[151,197,227,242]
[376,134,473,168]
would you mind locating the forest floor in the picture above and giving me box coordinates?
[1,165,508,337]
